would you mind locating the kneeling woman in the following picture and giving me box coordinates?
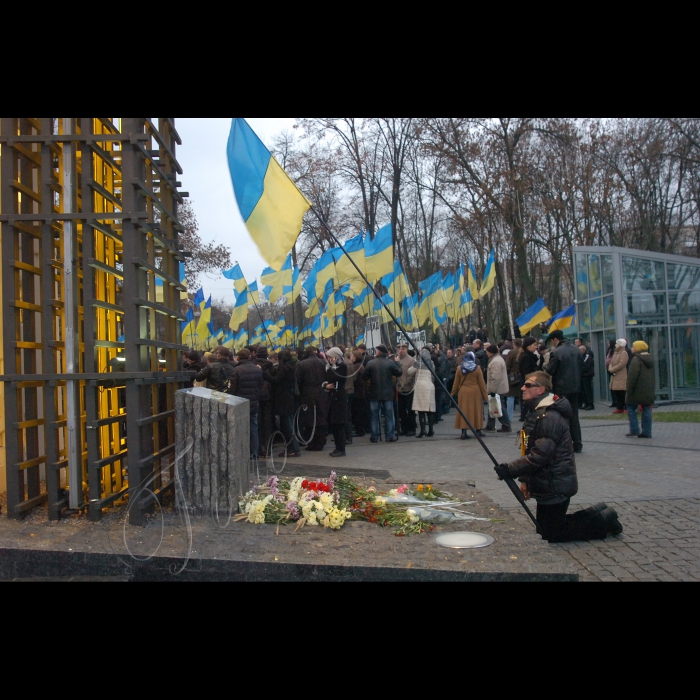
[451,351,487,439]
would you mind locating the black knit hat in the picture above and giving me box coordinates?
[522,336,537,349]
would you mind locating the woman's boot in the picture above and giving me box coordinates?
[416,413,426,438]
[426,413,435,437]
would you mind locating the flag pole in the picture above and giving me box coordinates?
[307,206,541,534]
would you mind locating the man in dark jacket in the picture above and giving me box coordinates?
[544,330,584,453]
[626,340,655,438]
[362,344,403,443]
[195,354,227,392]
[229,348,264,459]
[264,349,301,457]
[215,346,236,383]
[295,347,329,451]
[494,371,622,541]
[579,343,595,410]
[472,339,488,379]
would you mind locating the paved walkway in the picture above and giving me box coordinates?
[277,400,700,581]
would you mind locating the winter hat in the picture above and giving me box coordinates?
[633,340,649,352]
[486,344,499,354]
[523,336,537,350]
[546,329,564,342]
[256,347,269,360]
[616,339,627,348]
[326,347,344,360]
[424,343,434,351]
[375,344,389,355]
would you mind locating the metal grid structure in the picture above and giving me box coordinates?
[0,117,190,524]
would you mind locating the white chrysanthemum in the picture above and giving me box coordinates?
[388,489,399,498]
[288,490,299,504]
[406,508,420,523]
[291,477,304,491]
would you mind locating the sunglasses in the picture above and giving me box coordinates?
[523,382,542,389]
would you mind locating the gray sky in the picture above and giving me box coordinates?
[176,118,296,305]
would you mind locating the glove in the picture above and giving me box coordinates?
[494,463,511,480]
[489,392,496,398]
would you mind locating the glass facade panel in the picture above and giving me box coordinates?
[588,254,602,297]
[622,256,665,291]
[575,253,589,300]
[601,255,614,295]
[578,301,590,331]
[627,327,670,401]
[590,297,603,329]
[668,290,700,325]
[603,296,615,327]
[670,325,700,398]
[667,263,700,291]
[625,293,666,326]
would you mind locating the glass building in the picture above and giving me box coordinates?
[574,246,700,403]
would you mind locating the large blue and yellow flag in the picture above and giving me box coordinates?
[195,295,212,345]
[548,305,576,332]
[227,118,312,271]
[516,298,552,335]
[480,248,496,298]
[334,232,366,294]
[181,308,195,346]
[364,224,394,283]
[261,253,293,303]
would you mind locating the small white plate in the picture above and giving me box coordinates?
[435,531,495,549]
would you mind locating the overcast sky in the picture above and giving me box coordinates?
[176,118,296,305]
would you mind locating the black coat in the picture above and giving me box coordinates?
[295,356,329,427]
[362,355,402,401]
[265,360,296,417]
[581,349,595,378]
[545,340,583,396]
[474,348,488,378]
[254,358,273,402]
[325,362,348,425]
[229,360,263,414]
[519,349,539,381]
[506,394,578,502]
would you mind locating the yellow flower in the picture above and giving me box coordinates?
[417,484,424,491]
[427,485,432,492]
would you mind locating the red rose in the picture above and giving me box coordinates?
[302,480,308,489]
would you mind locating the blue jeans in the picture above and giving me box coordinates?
[627,404,652,437]
[506,396,515,422]
[250,413,259,458]
[370,400,395,440]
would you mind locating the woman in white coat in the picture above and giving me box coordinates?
[408,347,436,438]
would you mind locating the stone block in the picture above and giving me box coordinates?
[175,388,249,517]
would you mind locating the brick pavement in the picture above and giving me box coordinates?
[284,399,700,581]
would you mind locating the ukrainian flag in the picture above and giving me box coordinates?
[248,280,261,306]
[261,254,293,303]
[433,306,448,331]
[548,304,576,332]
[222,264,247,294]
[179,262,188,300]
[468,256,479,302]
[181,308,195,346]
[516,298,552,335]
[193,287,205,309]
[335,232,366,294]
[480,248,496,298]
[195,296,212,345]
[227,118,312,271]
[364,224,394,283]
[353,287,372,317]
[229,290,249,330]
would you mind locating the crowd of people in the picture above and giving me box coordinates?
[182,327,656,544]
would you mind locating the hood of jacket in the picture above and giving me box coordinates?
[637,352,653,368]
[534,392,573,420]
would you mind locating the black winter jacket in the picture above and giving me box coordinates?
[295,356,329,427]
[326,362,348,425]
[265,360,297,417]
[363,355,403,401]
[506,394,578,502]
[195,362,227,392]
[518,349,539,382]
[545,340,583,396]
[581,349,595,378]
[229,360,263,414]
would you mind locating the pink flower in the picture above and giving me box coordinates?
[397,484,408,494]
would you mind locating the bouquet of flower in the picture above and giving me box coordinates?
[236,473,352,531]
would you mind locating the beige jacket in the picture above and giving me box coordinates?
[608,347,628,391]
[487,354,509,395]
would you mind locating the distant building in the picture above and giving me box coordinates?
[573,246,700,403]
